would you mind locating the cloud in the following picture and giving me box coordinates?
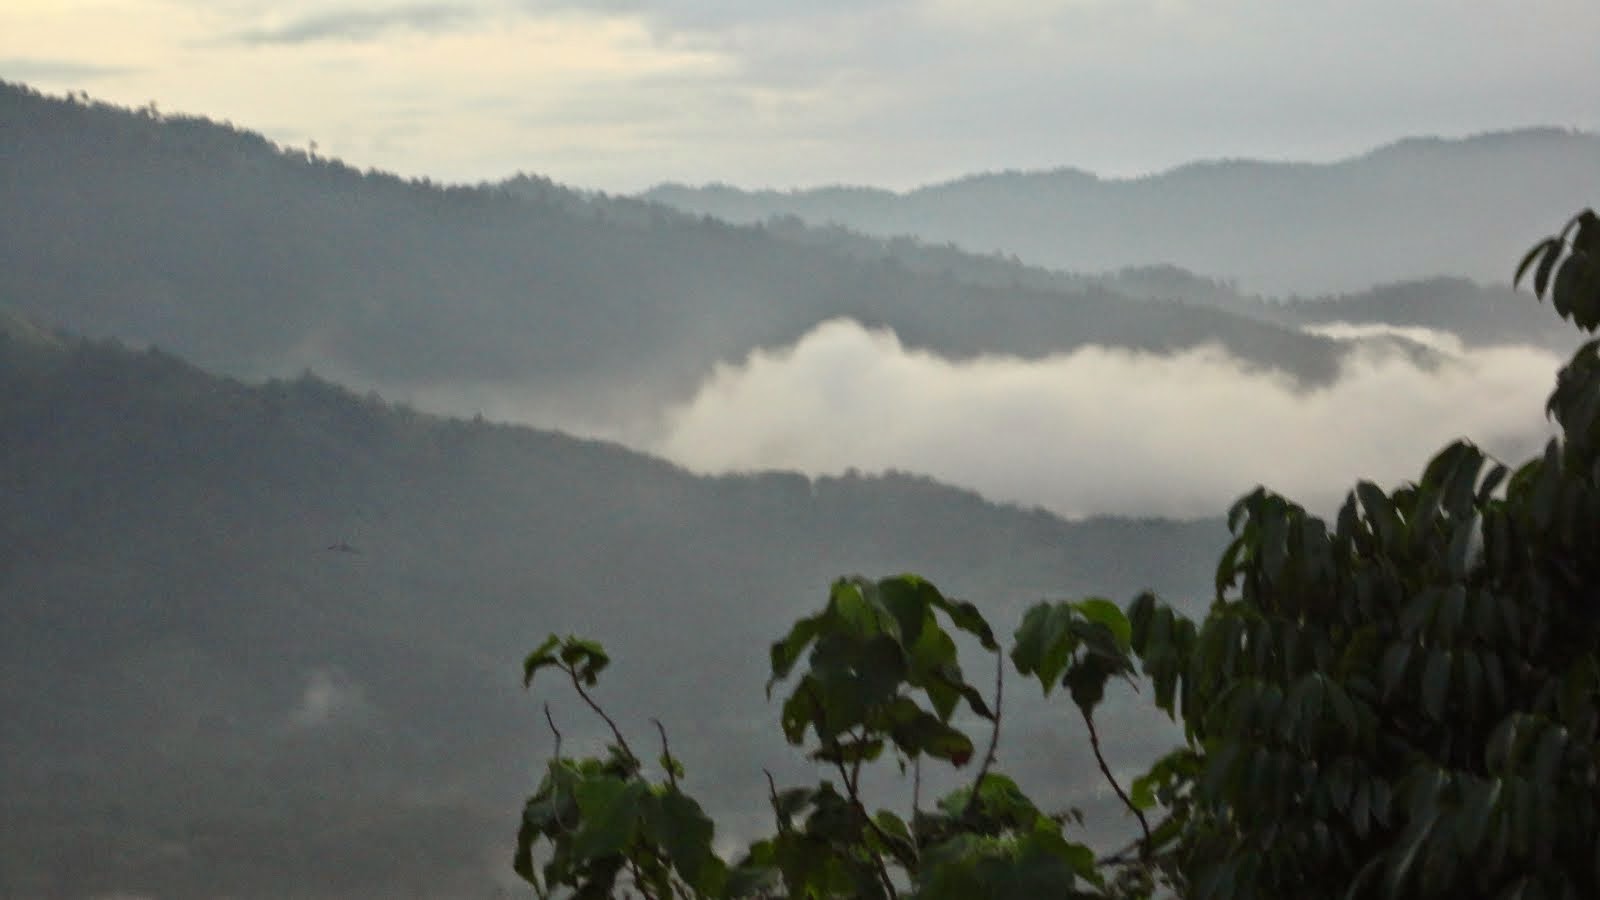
[648,319,1559,519]
[1300,322,1469,355]
[7,0,1593,191]
[227,4,476,45]
[0,57,139,81]
[522,0,905,32]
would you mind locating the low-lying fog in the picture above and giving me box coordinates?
[409,320,1561,521]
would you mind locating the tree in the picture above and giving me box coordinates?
[1123,208,1600,899]
[513,210,1600,898]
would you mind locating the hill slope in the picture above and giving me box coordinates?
[0,323,1224,898]
[0,80,1349,438]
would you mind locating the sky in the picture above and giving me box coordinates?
[3,0,1597,193]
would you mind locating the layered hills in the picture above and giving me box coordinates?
[0,322,1223,898]
[644,128,1600,296]
[4,79,1539,446]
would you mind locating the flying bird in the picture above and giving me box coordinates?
[325,541,361,554]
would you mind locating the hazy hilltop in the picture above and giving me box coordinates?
[0,80,1363,440]
[0,320,1224,898]
[655,214,1575,352]
[644,129,1600,296]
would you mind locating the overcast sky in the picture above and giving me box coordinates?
[3,1,1596,192]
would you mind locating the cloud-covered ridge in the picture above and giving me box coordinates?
[650,319,1558,519]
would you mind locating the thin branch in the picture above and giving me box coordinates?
[863,804,912,868]
[832,738,904,897]
[832,756,859,804]
[848,730,868,799]
[868,843,901,900]
[626,858,659,900]
[652,718,678,790]
[544,702,563,759]
[564,664,638,766]
[961,649,1005,820]
[540,706,575,836]
[1082,707,1153,856]
[798,685,904,893]
[764,769,789,834]
[912,756,922,818]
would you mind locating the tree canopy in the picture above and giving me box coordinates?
[514,210,1600,899]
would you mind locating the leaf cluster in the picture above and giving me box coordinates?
[516,579,1129,899]
[1141,212,1600,899]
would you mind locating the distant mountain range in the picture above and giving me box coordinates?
[0,316,1224,898]
[4,79,1573,447]
[644,129,1600,296]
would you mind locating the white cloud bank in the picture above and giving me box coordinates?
[649,319,1560,519]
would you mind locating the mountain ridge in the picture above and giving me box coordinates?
[642,127,1600,295]
[0,78,1370,439]
[647,126,1593,198]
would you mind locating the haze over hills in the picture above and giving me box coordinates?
[0,80,1572,518]
[643,128,1600,296]
[0,319,1224,898]
[0,80,1347,441]
[680,208,1577,351]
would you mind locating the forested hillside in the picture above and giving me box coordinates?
[1,80,1353,436]
[0,318,1224,898]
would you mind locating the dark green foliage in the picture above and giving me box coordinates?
[518,578,1116,899]
[515,639,731,899]
[1125,212,1600,898]
[1012,598,1135,717]
[517,215,1600,897]
[1518,210,1600,331]
[769,575,994,767]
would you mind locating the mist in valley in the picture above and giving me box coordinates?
[648,319,1559,519]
